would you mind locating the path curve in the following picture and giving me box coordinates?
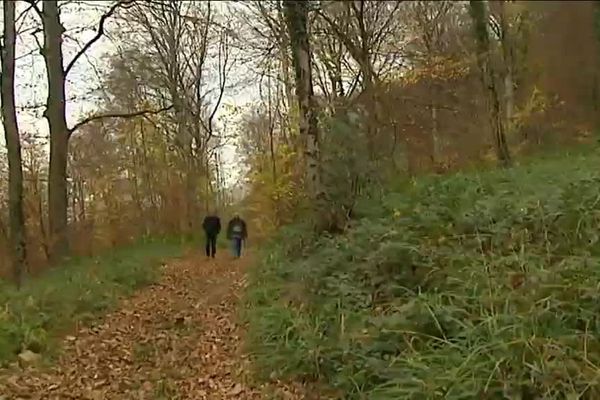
[0,253,309,399]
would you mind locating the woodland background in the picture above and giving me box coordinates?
[0,0,598,280]
[2,1,600,398]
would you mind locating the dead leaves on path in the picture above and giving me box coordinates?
[0,255,311,400]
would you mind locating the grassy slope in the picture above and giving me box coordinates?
[245,150,600,399]
[0,238,185,365]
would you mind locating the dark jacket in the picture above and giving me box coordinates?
[227,217,247,239]
[202,215,221,237]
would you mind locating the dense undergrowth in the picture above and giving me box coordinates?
[245,150,600,399]
[0,238,185,365]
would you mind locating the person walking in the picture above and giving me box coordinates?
[226,214,247,259]
[202,212,221,259]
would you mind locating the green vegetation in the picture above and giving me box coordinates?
[245,150,600,399]
[0,238,184,365]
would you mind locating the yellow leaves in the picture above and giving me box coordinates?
[400,57,472,86]
[481,148,498,164]
[512,86,549,132]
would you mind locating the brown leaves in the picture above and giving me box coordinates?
[0,253,320,399]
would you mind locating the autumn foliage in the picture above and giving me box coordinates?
[1,1,600,397]
[0,1,232,277]
[235,1,600,237]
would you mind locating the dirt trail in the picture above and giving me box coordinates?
[0,252,309,399]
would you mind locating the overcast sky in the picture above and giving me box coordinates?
[1,1,256,187]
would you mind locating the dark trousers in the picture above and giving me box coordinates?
[205,234,217,258]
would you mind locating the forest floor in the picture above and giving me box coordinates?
[0,252,314,400]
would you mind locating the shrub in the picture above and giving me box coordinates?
[0,238,183,365]
[245,150,600,399]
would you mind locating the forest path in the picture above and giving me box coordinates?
[0,251,309,399]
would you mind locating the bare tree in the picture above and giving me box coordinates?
[283,0,322,199]
[1,0,27,286]
[405,0,463,163]
[120,0,233,220]
[470,0,511,166]
[25,0,173,260]
[235,1,298,147]
[317,0,404,91]
[316,0,404,159]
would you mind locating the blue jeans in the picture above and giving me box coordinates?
[231,237,243,258]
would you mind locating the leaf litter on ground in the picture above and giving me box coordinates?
[0,254,322,399]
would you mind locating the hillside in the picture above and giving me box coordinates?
[245,149,600,399]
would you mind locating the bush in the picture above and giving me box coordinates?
[245,150,600,399]
[0,238,183,364]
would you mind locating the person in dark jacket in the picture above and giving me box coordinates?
[202,212,221,258]
[226,215,247,258]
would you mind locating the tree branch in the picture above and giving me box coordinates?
[68,104,173,136]
[22,0,42,19]
[64,0,135,76]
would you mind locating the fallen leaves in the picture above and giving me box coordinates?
[0,254,320,399]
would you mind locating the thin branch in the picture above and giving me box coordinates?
[68,104,173,136]
[29,28,43,50]
[64,0,135,76]
[22,0,42,18]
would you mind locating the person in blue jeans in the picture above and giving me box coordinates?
[226,214,247,258]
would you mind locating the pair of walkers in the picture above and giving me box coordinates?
[202,213,248,259]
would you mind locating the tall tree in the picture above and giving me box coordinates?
[283,0,322,199]
[407,1,460,163]
[1,0,27,286]
[29,0,171,260]
[317,0,403,91]
[121,0,232,227]
[316,0,404,159]
[39,0,70,261]
[470,0,511,167]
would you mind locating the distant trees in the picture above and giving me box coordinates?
[1,0,600,274]
[234,0,600,235]
[29,0,177,261]
[0,0,233,279]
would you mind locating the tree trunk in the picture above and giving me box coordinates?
[431,101,439,163]
[70,178,77,224]
[31,176,50,262]
[1,0,27,286]
[499,1,515,135]
[205,156,210,213]
[278,2,296,147]
[41,0,70,260]
[267,73,278,183]
[284,0,322,199]
[77,176,86,222]
[470,0,511,167]
[138,120,158,229]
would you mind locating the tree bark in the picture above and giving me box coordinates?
[277,2,296,147]
[499,1,515,134]
[470,0,511,167]
[1,0,27,286]
[267,72,278,183]
[431,98,439,163]
[41,0,70,260]
[284,0,322,199]
[31,174,50,262]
